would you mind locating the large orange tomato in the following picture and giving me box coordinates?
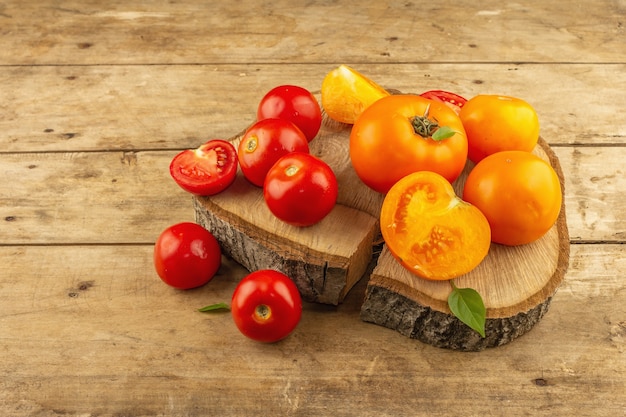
[380,171,491,280]
[350,94,468,194]
[460,95,540,163]
[463,151,562,246]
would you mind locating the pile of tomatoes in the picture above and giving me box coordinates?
[348,89,562,281]
[158,85,335,343]
[155,68,563,343]
[170,85,336,228]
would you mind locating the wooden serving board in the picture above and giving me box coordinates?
[194,106,569,350]
[194,115,384,305]
[361,137,570,351]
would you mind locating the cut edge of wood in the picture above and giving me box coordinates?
[193,195,377,305]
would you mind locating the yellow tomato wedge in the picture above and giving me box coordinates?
[321,65,390,124]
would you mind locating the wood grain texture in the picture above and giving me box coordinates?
[0,0,623,65]
[2,64,626,153]
[0,151,195,244]
[0,244,623,416]
[2,146,622,245]
[1,0,624,414]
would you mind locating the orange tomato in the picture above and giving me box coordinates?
[463,151,562,246]
[350,94,468,194]
[321,65,390,124]
[380,171,491,280]
[460,95,540,163]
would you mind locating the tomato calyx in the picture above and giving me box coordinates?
[284,164,299,176]
[410,105,456,141]
[244,136,258,152]
[254,304,272,322]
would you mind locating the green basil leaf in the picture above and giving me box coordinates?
[198,302,231,313]
[448,283,486,337]
[432,126,456,141]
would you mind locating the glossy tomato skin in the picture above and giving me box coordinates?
[238,118,310,187]
[350,94,468,194]
[463,151,562,246]
[264,152,338,227]
[257,85,322,142]
[420,90,467,115]
[460,95,540,163]
[170,140,238,195]
[231,270,302,343]
[380,171,491,280]
[154,222,222,289]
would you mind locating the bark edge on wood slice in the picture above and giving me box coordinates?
[360,137,570,351]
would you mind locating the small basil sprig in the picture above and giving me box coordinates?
[198,302,231,313]
[448,281,486,337]
[431,126,457,141]
[410,104,458,141]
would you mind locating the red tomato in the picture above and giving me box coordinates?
[169,140,238,195]
[257,85,322,142]
[154,222,222,289]
[460,95,540,163]
[350,94,468,194]
[463,151,562,246]
[264,152,338,227]
[420,90,467,115]
[238,118,310,187]
[231,269,302,343]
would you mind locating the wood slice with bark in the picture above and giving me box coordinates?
[194,115,383,305]
[360,138,570,351]
[193,95,569,349]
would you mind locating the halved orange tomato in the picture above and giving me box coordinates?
[380,171,491,280]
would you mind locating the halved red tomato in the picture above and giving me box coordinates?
[169,139,238,195]
[420,90,467,115]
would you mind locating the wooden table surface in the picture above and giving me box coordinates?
[1,1,624,416]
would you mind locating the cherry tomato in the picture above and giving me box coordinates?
[154,222,222,289]
[169,140,238,195]
[238,118,310,187]
[460,95,540,163]
[420,90,467,115]
[231,269,302,343]
[264,152,338,227]
[350,94,468,194]
[463,151,562,246]
[257,85,322,142]
[380,171,491,280]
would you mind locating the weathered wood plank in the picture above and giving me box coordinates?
[0,0,622,415]
[0,243,623,416]
[553,146,626,242]
[0,151,195,244]
[0,0,623,65]
[2,64,625,155]
[1,147,624,245]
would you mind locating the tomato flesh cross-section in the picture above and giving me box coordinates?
[380,171,491,281]
[169,139,238,196]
